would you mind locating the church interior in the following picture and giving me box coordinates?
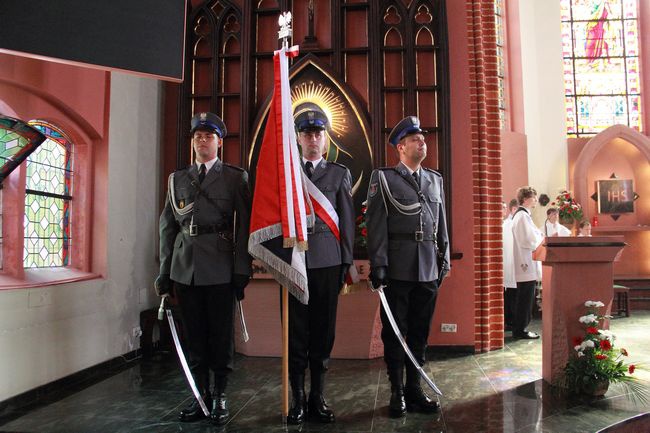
[1,0,650,431]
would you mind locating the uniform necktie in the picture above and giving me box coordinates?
[412,171,420,188]
[305,161,314,179]
[199,163,206,183]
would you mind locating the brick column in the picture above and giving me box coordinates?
[466,0,504,352]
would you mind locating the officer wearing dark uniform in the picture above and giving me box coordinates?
[365,116,450,418]
[287,104,355,425]
[155,112,252,425]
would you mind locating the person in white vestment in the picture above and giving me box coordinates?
[511,187,544,339]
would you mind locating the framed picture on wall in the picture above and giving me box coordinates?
[597,179,635,214]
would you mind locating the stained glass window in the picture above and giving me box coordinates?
[23,121,73,268]
[561,0,642,137]
[495,0,507,129]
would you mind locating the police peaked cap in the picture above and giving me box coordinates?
[388,116,423,146]
[190,112,227,138]
[294,103,328,132]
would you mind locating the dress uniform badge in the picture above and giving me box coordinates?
[369,182,378,197]
[179,199,185,209]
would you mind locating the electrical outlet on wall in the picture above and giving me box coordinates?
[441,323,457,333]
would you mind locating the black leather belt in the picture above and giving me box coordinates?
[181,223,231,237]
[307,224,331,234]
[389,232,435,241]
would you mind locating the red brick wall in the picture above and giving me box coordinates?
[466,0,504,352]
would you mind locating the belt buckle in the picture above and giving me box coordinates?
[189,224,198,237]
[415,230,424,242]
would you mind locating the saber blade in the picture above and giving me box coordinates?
[374,284,443,396]
[236,300,250,342]
[166,309,210,416]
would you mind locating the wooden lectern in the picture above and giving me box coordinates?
[533,236,626,384]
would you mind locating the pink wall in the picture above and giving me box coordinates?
[0,53,110,281]
[501,130,528,200]
[426,0,477,347]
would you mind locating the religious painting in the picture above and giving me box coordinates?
[597,179,634,214]
[248,55,373,214]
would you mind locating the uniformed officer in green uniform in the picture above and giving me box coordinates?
[365,116,450,418]
[155,112,252,425]
[287,104,355,425]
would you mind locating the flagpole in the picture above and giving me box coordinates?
[278,13,293,424]
[282,286,290,421]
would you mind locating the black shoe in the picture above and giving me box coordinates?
[404,386,440,413]
[389,388,407,418]
[210,393,229,425]
[287,396,307,424]
[178,397,210,422]
[513,331,540,340]
[387,369,406,418]
[307,371,335,423]
[308,393,335,423]
[287,374,306,425]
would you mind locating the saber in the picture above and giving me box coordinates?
[159,296,210,416]
[370,282,443,396]
[236,300,250,342]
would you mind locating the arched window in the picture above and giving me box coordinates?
[23,121,73,268]
[561,0,642,137]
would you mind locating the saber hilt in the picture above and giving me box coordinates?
[157,295,169,321]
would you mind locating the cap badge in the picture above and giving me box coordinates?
[200,113,207,121]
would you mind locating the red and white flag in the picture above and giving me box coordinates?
[248,45,314,304]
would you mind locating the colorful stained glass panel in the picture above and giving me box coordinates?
[561,0,641,136]
[571,21,623,58]
[573,58,627,94]
[0,115,46,181]
[569,0,623,21]
[23,193,68,267]
[22,121,72,268]
[576,95,627,134]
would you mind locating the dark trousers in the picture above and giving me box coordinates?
[504,286,518,327]
[380,279,438,371]
[288,265,341,375]
[513,280,536,335]
[175,281,235,391]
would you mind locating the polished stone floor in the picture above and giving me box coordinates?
[1,313,649,433]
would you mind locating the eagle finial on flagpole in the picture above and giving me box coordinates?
[278,11,292,48]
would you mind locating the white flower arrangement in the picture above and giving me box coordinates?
[579,314,598,324]
[585,300,605,308]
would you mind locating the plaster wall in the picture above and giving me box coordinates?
[0,66,161,400]
[518,0,568,225]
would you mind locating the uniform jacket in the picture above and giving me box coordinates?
[159,160,252,286]
[366,162,450,282]
[304,159,355,269]
[512,207,543,283]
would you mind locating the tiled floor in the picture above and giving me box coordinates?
[1,313,649,433]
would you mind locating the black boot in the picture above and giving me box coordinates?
[308,370,335,423]
[179,371,210,422]
[287,374,307,425]
[404,364,440,413]
[387,368,406,418]
[210,376,230,425]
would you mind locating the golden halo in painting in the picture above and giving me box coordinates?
[291,81,349,139]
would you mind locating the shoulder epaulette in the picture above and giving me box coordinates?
[378,166,393,171]
[222,162,245,172]
[326,161,347,170]
[171,165,191,176]
[423,167,442,177]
